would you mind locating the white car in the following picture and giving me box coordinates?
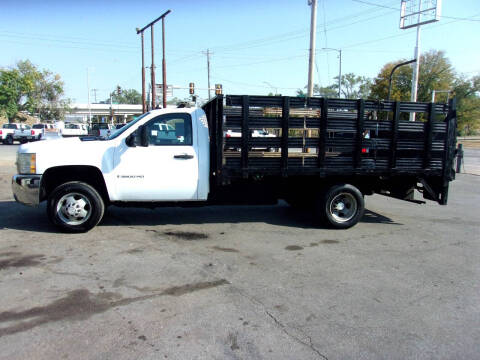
[61,123,88,137]
[224,129,277,151]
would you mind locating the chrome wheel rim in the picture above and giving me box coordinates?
[329,192,357,223]
[56,192,92,225]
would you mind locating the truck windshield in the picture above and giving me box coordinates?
[106,112,150,140]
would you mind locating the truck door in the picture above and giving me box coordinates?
[113,112,199,201]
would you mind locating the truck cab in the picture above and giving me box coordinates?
[12,107,210,232]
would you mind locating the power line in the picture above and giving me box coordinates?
[0,30,138,48]
[212,74,300,90]
[204,2,399,54]
[0,37,138,54]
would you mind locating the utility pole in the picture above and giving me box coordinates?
[137,10,171,110]
[307,0,318,97]
[162,16,167,108]
[151,26,156,109]
[203,49,212,100]
[136,29,147,113]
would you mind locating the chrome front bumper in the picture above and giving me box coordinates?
[12,175,42,206]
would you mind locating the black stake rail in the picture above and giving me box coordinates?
[318,98,328,168]
[390,101,401,169]
[355,99,365,169]
[423,102,435,169]
[216,95,224,185]
[203,95,456,204]
[241,96,249,178]
[281,96,289,176]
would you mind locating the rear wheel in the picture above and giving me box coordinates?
[318,184,364,229]
[5,135,13,145]
[47,181,105,233]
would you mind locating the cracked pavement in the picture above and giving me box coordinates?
[0,145,479,359]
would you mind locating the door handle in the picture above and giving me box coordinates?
[174,154,194,159]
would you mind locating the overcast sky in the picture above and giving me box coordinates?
[1,0,479,103]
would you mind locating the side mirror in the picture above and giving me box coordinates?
[140,125,149,147]
[125,132,137,147]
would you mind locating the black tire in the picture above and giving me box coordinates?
[318,184,364,229]
[5,135,13,145]
[47,181,105,233]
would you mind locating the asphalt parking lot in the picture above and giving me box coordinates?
[0,143,479,360]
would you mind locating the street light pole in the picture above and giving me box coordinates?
[387,59,416,100]
[263,81,278,95]
[322,48,342,98]
[87,68,92,124]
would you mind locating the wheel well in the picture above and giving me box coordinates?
[41,166,110,203]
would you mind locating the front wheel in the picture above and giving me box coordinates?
[47,181,105,233]
[318,184,364,229]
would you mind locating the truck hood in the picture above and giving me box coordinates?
[18,137,118,174]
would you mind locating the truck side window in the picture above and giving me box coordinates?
[145,113,192,146]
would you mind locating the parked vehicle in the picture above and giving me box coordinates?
[224,128,277,151]
[90,123,113,138]
[1,123,38,144]
[31,124,47,140]
[61,123,88,137]
[1,123,18,144]
[12,95,457,232]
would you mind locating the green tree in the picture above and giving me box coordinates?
[0,60,70,121]
[334,73,371,99]
[108,86,142,104]
[370,50,455,102]
[370,50,479,132]
[453,75,480,135]
[296,84,337,98]
[296,74,371,99]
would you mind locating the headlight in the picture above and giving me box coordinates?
[17,153,36,174]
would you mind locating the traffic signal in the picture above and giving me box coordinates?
[189,82,195,95]
[117,86,122,96]
[215,84,222,95]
